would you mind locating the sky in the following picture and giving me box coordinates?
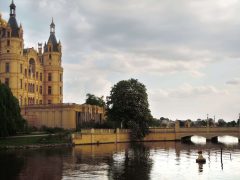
[1,0,240,121]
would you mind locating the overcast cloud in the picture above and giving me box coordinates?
[1,0,240,121]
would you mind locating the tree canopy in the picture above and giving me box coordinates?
[107,79,152,140]
[85,93,105,107]
[0,83,26,137]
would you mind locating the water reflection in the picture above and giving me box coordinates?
[197,162,204,173]
[218,136,239,145]
[0,142,240,179]
[108,143,152,180]
[0,152,24,180]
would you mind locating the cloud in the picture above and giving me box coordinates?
[1,0,240,120]
[226,78,240,85]
[150,84,228,100]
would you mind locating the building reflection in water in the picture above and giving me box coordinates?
[0,152,24,180]
[0,148,68,180]
[108,143,153,180]
[0,140,239,179]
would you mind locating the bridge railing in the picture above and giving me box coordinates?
[177,127,240,133]
[149,128,175,133]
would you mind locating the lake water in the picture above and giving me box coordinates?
[0,138,240,180]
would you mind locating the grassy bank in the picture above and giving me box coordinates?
[0,133,71,149]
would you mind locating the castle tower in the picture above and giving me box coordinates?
[43,18,63,104]
[0,0,25,104]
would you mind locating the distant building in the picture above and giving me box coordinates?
[0,1,105,129]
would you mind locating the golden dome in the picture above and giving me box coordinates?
[0,13,8,27]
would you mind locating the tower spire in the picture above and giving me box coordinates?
[10,0,16,17]
[50,17,55,34]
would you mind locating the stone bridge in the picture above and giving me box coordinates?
[72,122,240,145]
[174,121,240,142]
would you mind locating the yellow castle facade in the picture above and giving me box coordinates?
[0,1,105,129]
[0,2,63,105]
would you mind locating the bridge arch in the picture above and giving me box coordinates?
[181,135,207,143]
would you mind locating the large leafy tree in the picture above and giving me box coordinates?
[0,83,26,137]
[85,93,105,107]
[107,79,152,140]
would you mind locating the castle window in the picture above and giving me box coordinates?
[7,40,10,46]
[7,50,10,53]
[7,32,10,38]
[40,73,42,81]
[49,54,52,59]
[36,85,38,92]
[20,79,22,89]
[49,46,52,52]
[39,100,42,104]
[5,78,9,86]
[25,83,27,90]
[5,63,10,73]
[48,86,52,95]
[36,72,39,80]
[40,86,42,94]
[48,100,52,104]
[60,74,62,82]
[60,86,62,95]
[29,58,36,78]
[48,73,52,81]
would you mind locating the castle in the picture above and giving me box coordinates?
[0,1,63,105]
[0,1,104,129]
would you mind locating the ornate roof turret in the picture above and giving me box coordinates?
[10,0,16,17]
[8,0,19,37]
[44,18,61,52]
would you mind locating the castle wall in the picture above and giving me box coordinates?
[21,104,105,129]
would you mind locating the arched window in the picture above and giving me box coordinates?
[29,58,36,78]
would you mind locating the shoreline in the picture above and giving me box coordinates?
[0,143,73,150]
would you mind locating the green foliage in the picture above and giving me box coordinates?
[38,132,70,144]
[194,119,207,127]
[148,118,161,127]
[217,119,227,127]
[85,93,105,107]
[0,83,26,137]
[227,120,237,127]
[39,126,65,134]
[107,78,152,140]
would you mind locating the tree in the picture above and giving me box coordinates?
[217,119,226,127]
[85,93,105,107]
[0,83,26,137]
[227,120,237,127]
[107,79,152,140]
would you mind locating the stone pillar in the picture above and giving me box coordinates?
[116,128,119,143]
[175,120,180,140]
[175,120,180,132]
